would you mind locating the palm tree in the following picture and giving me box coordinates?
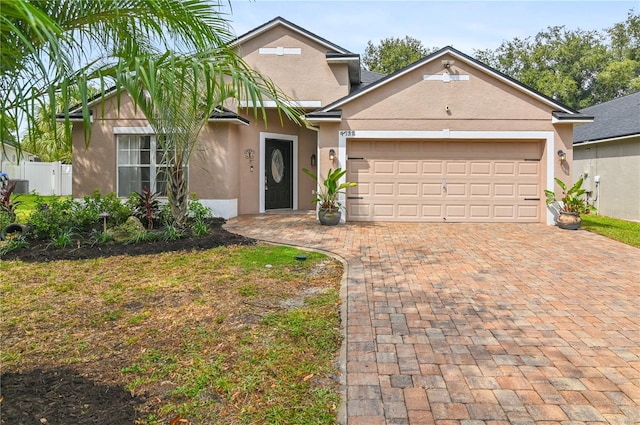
[120,52,302,227]
[0,0,235,156]
[1,0,303,225]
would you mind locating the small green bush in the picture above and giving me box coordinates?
[28,196,77,240]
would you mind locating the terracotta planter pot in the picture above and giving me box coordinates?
[556,211,581,230]
[318,208,341,226]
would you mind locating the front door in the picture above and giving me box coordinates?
[265,138,293,210]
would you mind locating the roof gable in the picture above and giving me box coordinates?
[313,46,581,116]
[574,91,640,144]
[232,16,352,55]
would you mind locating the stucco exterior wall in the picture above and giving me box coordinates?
[238,26,350,106]
[574,137,640,222]
[73,92,315,216]
[72,95,150,197]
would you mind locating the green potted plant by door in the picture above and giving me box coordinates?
[544,176,595,230]
[302,167,356,226]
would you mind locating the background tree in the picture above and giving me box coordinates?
[363,36,438,74]
[475,10,640,109]
[20,86,99,162]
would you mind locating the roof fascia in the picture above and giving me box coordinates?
[232,17,351,54]
[319,47,579,115]
[574,133,640,146]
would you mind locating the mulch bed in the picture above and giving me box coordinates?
[1,219,257,424]
[1,219,255,263]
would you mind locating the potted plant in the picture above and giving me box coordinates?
[302,167,356,226]
[544,177,595,230]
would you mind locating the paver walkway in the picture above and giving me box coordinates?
[225,213,640,425]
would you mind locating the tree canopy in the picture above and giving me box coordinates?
[474,10,640,109]
[363,36,438,74]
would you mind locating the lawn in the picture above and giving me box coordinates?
[0,245,344,424]
[13,194,67,222]
[581,214,640,248]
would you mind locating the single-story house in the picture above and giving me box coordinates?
[67,17,593,224]
[573,91,640,222]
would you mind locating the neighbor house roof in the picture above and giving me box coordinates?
[574,91,640,144]
[307,46,589,122]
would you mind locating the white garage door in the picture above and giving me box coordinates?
[346,140,543,222]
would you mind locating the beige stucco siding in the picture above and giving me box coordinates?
[239,26,350,106]
[574,137,640,221]
[73,93,315,215]
[343,55,550,125]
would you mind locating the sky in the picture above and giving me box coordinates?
[221,0,639,54]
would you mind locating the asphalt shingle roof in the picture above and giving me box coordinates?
[574,91,640,144]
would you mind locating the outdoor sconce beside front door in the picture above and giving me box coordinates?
[329,149,336,162]
[310,154,316,166]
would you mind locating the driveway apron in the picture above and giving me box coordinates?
[225,213,640,425]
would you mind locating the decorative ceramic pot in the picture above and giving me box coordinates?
[556,211,581,230]
[318,208,341,226]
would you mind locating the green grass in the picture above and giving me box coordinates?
[1,245,344,424]
[13,194,69,222]
[581,214,640,248]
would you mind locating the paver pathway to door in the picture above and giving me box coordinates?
[225,213,640,425]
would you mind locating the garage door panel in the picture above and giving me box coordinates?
[398,183,419,196]
[518,205,539,218]
[398,161,419,174]
[518,184,539,197]
[422,183,443,196]
[494,184,515,197]
[518,162,540,175]
[422,161,444,174]
[470,162,491,175]
[470,184,491,196]
[351,182,371,196]
[446,162,467,174]
[398,204,419,218]
[495,162,516,175]
[373,183,394,196]
[422,205,443,218]
[373,204,394,217]
[446,183,466,196]
[494,205,516,219]
[445,205,467,218]
[347,140,542,222]
[469,205,491,219]
[374,161,395,174]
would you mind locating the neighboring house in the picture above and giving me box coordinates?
[68,17,592,224]
[573,91,640,222]
[1,140,40,169]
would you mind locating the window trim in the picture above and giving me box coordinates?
[116,133,185,198]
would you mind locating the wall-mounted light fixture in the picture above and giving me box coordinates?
[329,149,336,162]
[557,150,566,161]
[441,59,455,69]
[310,153,316,166]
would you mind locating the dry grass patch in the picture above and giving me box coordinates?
[1,244,344,424]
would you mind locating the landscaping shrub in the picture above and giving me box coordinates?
[28,196,77,240]
[82,190,133,227]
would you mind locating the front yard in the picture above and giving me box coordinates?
[1,245,344,424]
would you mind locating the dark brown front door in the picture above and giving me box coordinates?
[265,139,292,210]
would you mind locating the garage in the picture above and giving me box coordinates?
[346,139,543,222]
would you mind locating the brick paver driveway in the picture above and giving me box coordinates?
[225,213,640,424]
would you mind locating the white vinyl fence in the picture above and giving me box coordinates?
[1,161,72,196]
